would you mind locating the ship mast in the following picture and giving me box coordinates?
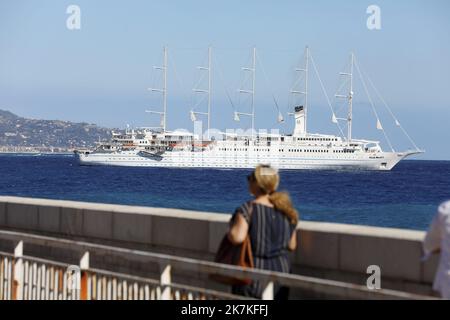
[335,52,354,145]
[348,52,354,143]
[289,46,309,136]
[208,46,211,135]
[147,46,168,132]
[234,47,256,137]
[304,46,309,133]
[191,46,212,138]
[251,47,256,135]
[163,46,167,132]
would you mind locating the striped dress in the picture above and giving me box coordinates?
[231,201,297,299]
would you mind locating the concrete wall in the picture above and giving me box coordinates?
[0,196,439,296]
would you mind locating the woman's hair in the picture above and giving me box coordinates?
[252,165,299,225]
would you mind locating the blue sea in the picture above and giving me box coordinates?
[0,153,449,231]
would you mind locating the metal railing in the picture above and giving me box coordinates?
[0,230,436,300]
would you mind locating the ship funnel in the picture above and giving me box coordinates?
[293,106,306,136]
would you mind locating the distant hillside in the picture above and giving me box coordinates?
[0,109,113,149]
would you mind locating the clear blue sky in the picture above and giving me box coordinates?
[0,0,449,159]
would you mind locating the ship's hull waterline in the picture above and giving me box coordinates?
[75,150,414,171]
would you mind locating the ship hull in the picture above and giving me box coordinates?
[75,150,416,171]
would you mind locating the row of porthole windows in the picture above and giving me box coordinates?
[163,136,192,140]
[220,148,279,152]
[296,137,338,142]
[219,148,258,151]
[109,158,358,166]
[109,152,357,160]
[333,150,355,153]
[288,149,329,153]
[220,148,338,153]
[105,156,360,162]
[188,148,357,154]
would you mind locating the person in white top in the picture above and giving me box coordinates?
[423,200,450,299]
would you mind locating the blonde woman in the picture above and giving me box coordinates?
[228,164,298,299]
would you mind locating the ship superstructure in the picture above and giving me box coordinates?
[75,46,422,170]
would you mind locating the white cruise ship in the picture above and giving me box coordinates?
[75,47,423,170]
